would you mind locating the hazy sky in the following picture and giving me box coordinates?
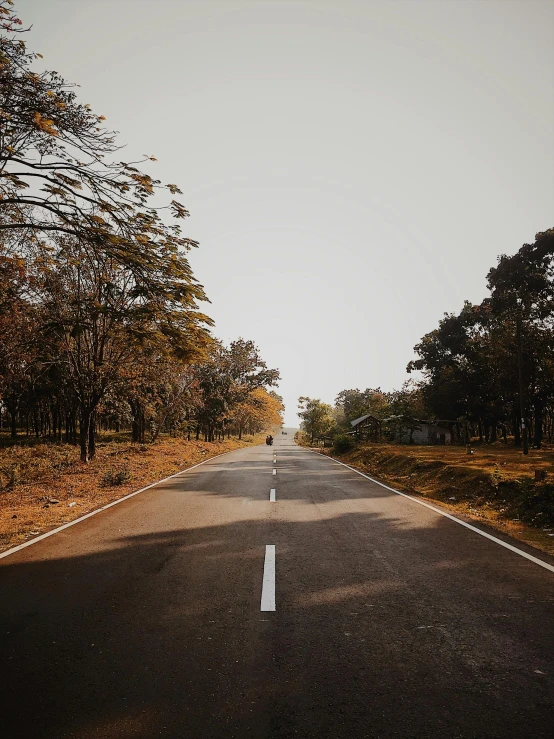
[21,0,554,425]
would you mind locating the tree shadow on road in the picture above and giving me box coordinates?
[1,499,554,739]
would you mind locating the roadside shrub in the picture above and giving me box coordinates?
[333,434,356,454]
[99,467,131,488]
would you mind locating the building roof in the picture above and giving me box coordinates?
[383,415,457,426]
[350,413,380,427]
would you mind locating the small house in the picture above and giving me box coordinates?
[384,416,454,445]
[350,413,382,441]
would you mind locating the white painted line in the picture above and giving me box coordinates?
[0,451,234,561]
[261,545,276,611]
[313,451,554,575]
[270,488,276,502]
[272,468,277,476]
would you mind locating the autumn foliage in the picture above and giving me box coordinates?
[0,1,283,463]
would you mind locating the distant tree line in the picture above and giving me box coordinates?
[299,229,554,451]
[298,385,423,444]
[0,1,283,460]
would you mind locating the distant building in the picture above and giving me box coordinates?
[384,416,454,445]
[350,413,382,441]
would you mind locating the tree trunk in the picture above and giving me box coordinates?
[130,400,145,444]
[10,411,17,439]
[79,408,93,463]
[483,419,490,443]
[533,397,543,448]
[513,407,521,446]
[88,411,96,459]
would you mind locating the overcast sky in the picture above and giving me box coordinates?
[21,0,554,425]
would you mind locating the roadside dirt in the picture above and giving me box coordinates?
[316,442,554,556]
[0,434,265,553]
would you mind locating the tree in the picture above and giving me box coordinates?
[34,235,211,461]
[230,388,284,439]
[0,0,195,279]
[0,1,214,457]
[334,387,390,426]
[409,230,554,447]
[193,339,280,442]
[487,229,554,449]
[0,237,38,436]
[334,389,371,424]
[298,396,334,443]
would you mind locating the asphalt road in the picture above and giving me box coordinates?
[1,435,554,738]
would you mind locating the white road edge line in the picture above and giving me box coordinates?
[270,488,276,502]
[261,544,276,611]
[272,468,277,476]
[313,451,554,575]
[0,451,234,561]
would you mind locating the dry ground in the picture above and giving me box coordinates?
[0,433,265,553]
[317,441,554,556]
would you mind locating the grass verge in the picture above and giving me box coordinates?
[0,434,264,553]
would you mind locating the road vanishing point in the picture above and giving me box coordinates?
[1,433,554,738]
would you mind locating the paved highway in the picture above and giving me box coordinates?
[1,435,554,738]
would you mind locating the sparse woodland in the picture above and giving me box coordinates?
[0,0,283,464]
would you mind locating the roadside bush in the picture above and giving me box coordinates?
[332,434,356,454]
[99,467,131,487]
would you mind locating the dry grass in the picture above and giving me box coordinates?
[0,433,265,553]
[319,441,554,556]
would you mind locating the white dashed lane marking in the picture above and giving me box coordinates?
[260,545,276,611]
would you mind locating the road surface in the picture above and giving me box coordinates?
[1,435,554,738]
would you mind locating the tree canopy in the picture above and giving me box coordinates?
[0,1,283,458]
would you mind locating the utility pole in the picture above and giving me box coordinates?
[516,304,528,455]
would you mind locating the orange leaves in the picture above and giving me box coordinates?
[0,2,203,313]
[129,172,154,194]
[32,111,58,136]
